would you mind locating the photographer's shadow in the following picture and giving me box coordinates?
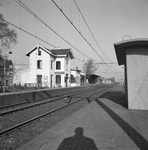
[57,127,98,150]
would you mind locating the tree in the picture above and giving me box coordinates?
[0,12,17,55]
[13,64,30,85]
[84,59,97,75]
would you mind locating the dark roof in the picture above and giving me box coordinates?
[114,38,148,65]
[86,74,100,78]
[48,48,74,59]
[71,68,81,72]
[50,49,69,55]
[26,44,74,59]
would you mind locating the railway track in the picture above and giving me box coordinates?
[0,85,102,115]
[0,84,114,150]
[0,85,111,136]
[0,86,93,111]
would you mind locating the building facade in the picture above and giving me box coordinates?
[26,44,74,88]
[71,68,81,87]
[50,49,74,87]
[0,56,13,87]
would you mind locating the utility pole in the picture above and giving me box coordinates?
[3,48,12,93]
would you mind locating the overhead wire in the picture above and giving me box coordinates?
[52,0,114,74]
[73,0,118,73]
[1,18,57,48]
[14,0,105,73]
[2,18,85,66]
[2,17,86,67]
[15,0,93,62]
[73,0,112,63]
[52,0,103,61]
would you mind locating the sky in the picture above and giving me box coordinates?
[1,0,148,80]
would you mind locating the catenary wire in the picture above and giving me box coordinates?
[14,0,106,73]
[15,0,93,61]
[52,0,114,74]
[73,0,112,63]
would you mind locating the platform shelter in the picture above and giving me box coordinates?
[114,38,148,110]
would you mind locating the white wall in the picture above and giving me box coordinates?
[28,46,73,88]
[70,70,81,86]
[29,50,37,83]
[29,46,55,87]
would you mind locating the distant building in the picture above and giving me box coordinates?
[102,77,115,84]
[26,44,74,88]
[71,67,81,87]
[70,67,86,86]
[86,74,100,84]
[0,56,13,86]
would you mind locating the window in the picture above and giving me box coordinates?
[66,60,68,70]
[71,75,75,83]
[51,60,53,69]
[56,61,61,70]
[38,50,41,56]
[37,60,42,69]
[56,75,61,84]
[51,75,53,87]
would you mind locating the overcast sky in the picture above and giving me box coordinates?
[1,0,148,79]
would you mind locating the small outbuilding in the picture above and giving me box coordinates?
[114,38,148,110]
[86,74,100,84]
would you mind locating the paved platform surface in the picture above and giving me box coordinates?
[17,86,148,150]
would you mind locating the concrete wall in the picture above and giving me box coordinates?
[126,46,148,110]
[0,85,92,107]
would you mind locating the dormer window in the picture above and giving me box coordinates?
[38,50,41,56]
[56,61,61,70]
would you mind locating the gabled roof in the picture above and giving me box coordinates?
[49,48,74,59]
[26,44,74,59]
[86,74,100,78]
[26,44,56,57]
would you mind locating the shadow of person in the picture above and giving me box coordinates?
[57,127,98,150]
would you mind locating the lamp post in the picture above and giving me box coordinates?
[3,49,12,93]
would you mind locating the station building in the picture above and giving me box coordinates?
[26,44,74,88]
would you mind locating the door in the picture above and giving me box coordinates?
[50,75,53,87]
[37,75,42,87]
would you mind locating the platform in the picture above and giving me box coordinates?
[17,97,148,150]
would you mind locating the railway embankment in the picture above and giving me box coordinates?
[0,84,111,150]
[0,85,94,106]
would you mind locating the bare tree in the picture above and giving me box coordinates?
[13,64,30,85]
[84,59,97,75]
[0,12,17,55]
